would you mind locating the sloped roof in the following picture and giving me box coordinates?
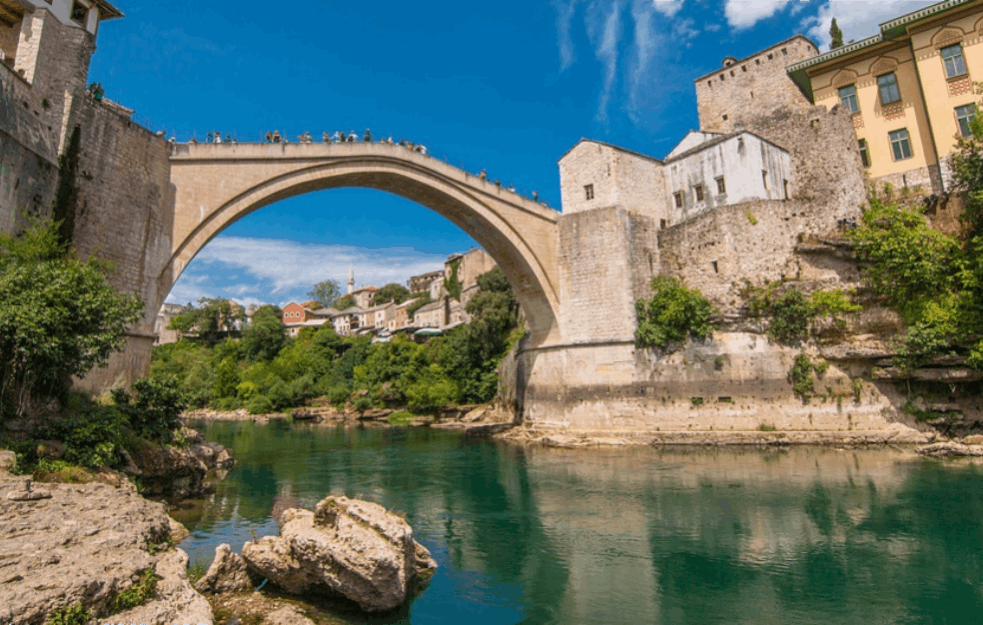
[557,138,664,166]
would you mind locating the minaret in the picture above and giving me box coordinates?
[347,264,355,294]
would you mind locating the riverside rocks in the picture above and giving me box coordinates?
[916,441,983,457]
[0,466,210,625]
[110,549,213,625]
[241,495,437,612]
[126,426,234,499]
[194,543,257,594]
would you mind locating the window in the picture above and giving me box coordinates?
[762,170,768,189]
[715,176,726,194]
[720,74,725,81]
[941,44,967,79]
[889,129,912,160]
[838,84,859,114]
[767,53,773,60]
[694,184,705,202]
[673,192,684,208]
[858,138,871,168]
[722,114,728,121]
[877,72,901,105]
[782,48,787,56]
[584,184,594,200]
[70,1,88,25]
[742,65,747,72]
[783,179,789,200]
[756,59,761,65]
[956,103,977,138]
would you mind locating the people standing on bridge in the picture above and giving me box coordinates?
[322,131,330,143]
[330,131,340,143]
[398,138,406,147]
[214,133,222,144]
[347,130,357,142]
[508,184,515,192]
[479,169,487,181]
[387,137,394,145]
[299,131,313,143]
[227,134,234,144]
[272,130,281,143]
[206,132,214,143]
[265,131,273,143]
[416,144,428,155]
[363,128,372,142]
[532,191,539,202]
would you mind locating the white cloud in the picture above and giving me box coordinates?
[165,236,448,306]
[589,0,625,123]
[802,1,938,51]
[674,17,700,44]
[553,0,578,70]
[653,0,684,17]
[629,0,658,114]
[724,0,792,30]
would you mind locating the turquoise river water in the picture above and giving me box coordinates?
[176,420,983,624]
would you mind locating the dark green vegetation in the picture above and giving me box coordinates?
[168,297,244,346]
[152,267,520,415]
[850,102,983,372]
[745,283,860,345]
[307,279,341,309]
[0,218,143,419]
[787,354,829,401]
[634,276,715,350]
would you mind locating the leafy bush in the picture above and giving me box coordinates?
[50,404,126,468]
[406,374,459,415]
[0,218,143,416]
[111,569,160,613]
[788,355,829,401]
[112,376,186,443]
[635,276,714,350]
[246,394,274,415]
[767,289,814,345]
[47,603,90,625]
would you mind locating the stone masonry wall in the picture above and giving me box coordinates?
[748,104,866,214]
[657,197,843,310]
[63,94,174,392]
[695,35,818,134]
[558,206,656,344]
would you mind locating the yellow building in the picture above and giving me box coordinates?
[788,0,983,194]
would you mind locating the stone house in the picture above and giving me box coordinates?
[331,307,363,336]
[390,298,419,332]
[787,0,983,193]
[407,270,443,296]
[350,286,377,309]
[413,300,445,329]
[154,303,184,345]
[357,302,395,333]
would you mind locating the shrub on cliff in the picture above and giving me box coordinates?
[635,276,714,350]
[111,376,187,444]
[0,217,142,418]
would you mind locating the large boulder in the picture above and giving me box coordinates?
[110,549,214,625]
[194,543,256,594]
[126,429,234,499]
[242,495,437,612]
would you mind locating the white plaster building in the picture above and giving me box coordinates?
[557,132,793,228]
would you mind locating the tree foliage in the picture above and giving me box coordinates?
[307,279,341,309]
[829,18,844,50]
[240,305,285,362]
[169,297,244,346]
[374,283,410,305]
[334,294,355,310]
[0,218,142,416]
[634,276,714,350]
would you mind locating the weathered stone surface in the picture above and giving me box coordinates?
[194,543,256,594]
[264,605,316,625]
[125,429,234,499]
[0,469,173,624]
[169,516,191,543]
[0,450,15,471]
[242,496,437,612]
[916,442,983,457]
[111,549,214,625]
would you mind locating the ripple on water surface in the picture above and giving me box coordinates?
[175,421,983,625]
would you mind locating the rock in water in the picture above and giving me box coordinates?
[242,495,437,612]
[194,543,256,594]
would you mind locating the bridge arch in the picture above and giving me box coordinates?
[162,142,561,346]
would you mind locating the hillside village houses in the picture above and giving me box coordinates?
[274,247,497,340]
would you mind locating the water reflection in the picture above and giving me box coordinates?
[179,421,983,624]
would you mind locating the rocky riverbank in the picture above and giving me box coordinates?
[0,451,211,625]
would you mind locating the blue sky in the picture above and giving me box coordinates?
[88,0,939,308]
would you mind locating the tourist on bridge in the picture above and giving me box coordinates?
[227,134,234,144]
[387,137,394,145]
[532,191,539,201]
[322,131,330,143]
[299,131,313,143]
[479,169,487,181]
[265,131,273,143]
[331,131,341,143]
[272,130,281,143]
[206,132,214,143]
[347,130,357,142]
[415,144,428,155]
[508,184,515,192]
[363,128,372,142]
[214,132,222,144]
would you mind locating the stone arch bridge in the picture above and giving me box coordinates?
[164,142,562,346]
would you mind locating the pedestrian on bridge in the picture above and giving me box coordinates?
[363,128,372,142]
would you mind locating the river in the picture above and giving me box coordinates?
[175,420,983,624]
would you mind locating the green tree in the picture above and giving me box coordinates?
[444,259,462,301]
[373,282,411,305]
[405,293,432,320]
[240,305,286,361]
[849,199,958,320]
[307,279,341,309]
[213,356,241,399]
[169,297,244,345]
[634,276,714,350]
[334,294,356,310]
[949,86,983,239]
[829,18,844,50]
[0,218,143,416]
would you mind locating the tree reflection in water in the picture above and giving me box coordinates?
[178,423,983,625]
